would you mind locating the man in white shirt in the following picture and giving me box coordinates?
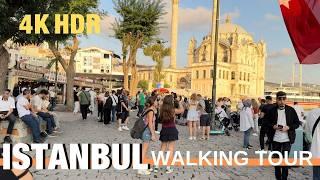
[31,89,57,137]
[17,89,44,143]
[89,88,96,115]
[0,89,17,143]
[305,108,320,180]
[293,102,305,124]
[110,90,118,123]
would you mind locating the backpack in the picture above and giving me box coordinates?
[130,109,154,139]
[116,95,122,112]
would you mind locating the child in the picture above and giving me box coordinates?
[199,104,211,140]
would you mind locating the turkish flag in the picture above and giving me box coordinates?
[279,0,320,64]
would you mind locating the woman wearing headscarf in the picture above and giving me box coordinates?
[240,99,254,150]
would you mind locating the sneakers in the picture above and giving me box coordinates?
[47,133,58,138]
[122,126,130,131]
[118,127,123,131]
[3,136,12,143]
[166,167,174,174]
[252,133,258,136]
[189,137,193,140]
[137,169,151,175]
[155,131,160,135]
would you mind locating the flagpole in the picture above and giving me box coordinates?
[210,0,220,129]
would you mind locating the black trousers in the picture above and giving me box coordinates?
[0,112,16,135]
[271,141,291,180]
[155,113,159,131]
[259,125,269,150]
[104,108,111,124]
[80,104,89,120]
[97,102,104,120]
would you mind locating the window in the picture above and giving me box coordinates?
[148,73,151,80]
[248,73,250,81]
[226,71,229,80]
[101,69,104,73]
[84,69,87,73]
[104,54,110,59]
[240,72,242,80]
[244,72,246,81]
[223,70,225,79]
[219,70,221,79]
[203,70,206,79]
[231,72,235,80]
[210,70,214,78]
[170,75,173,82]
[196,71,199,79]
[89,69,92,73]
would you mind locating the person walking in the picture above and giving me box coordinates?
[240,99,254,150]
[73,88,80,114]
[252,99,260,136]
[97,89,105,122]
[305,108,320,180]
[0,89,17,143]
[187,93,199,140]
[78,87,91,120]
[259,96,275,150]
[158,95,184,174]
[110,90,118,123]
[137,90,146,117]
[103,91,113,125]
[118,89,130,131]
[138,96,157,175]
[265,91,300,180]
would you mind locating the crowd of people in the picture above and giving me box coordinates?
[0,88,62,144]
[0,86,319,179]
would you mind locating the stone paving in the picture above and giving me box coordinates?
[28,111,312,180]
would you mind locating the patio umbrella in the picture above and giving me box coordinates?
[153,88,170,94]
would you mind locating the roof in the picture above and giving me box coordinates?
[219,16,248,35]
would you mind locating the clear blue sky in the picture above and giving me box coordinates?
[80,0,320,85]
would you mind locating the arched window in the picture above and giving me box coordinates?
[231,71,235,80]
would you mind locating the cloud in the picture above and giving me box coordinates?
[100,15,116,36]
[159,3,241,40]
[268,48,295,59]
[264,13,281,21]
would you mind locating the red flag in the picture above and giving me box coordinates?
[279,0,320,64]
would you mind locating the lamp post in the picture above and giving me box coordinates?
[210,0,220,129]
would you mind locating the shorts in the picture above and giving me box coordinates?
[160,127,179,142]
[200,114,211,127]
[141,128,151,142]
[120,111,129,123]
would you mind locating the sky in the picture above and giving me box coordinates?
[80,0,320,85]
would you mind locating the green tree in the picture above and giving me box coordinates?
[112,0,165,96]
[143,41,170,84]
[137,80,148,91]
[7,0,101,110]
[164,83,171,88]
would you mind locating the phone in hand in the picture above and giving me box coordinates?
[278,125,283,129]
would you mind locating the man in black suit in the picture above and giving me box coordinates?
[265,91,300,180]
[103,91,113,125]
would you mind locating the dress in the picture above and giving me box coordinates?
[187,100,199,121]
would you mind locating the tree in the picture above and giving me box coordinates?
[9,0,100,110]
[112,0,165,96]
[143,41,170,84]
[137,80,148,91]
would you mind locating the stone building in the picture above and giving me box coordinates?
[137,17,266,102]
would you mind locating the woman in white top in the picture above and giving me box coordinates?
[187,93,199,140]
[240,99,254,150]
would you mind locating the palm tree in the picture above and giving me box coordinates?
[46,57,60,94]
[144,41,170,84]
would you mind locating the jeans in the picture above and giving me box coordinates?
[259,125,269,150]
[137,105,144,116]
[314,166,320,180]
[37,112,56,134]
[111,106,116,122]
[271,141,291,180]
[0,112,16,135]
[104,108,111,124]
[21,114,41,142]
[243,128,252,148]
[97,102,104,120]
[80,104,89,120]
[50,97,56,111]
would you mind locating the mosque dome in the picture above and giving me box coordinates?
[219,16,248,35]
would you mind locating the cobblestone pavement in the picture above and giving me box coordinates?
[30,111,312,180]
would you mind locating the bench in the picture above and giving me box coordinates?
[0,117,47,143]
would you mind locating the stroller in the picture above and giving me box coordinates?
[230,111,240,132]
[211,112,231,136]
